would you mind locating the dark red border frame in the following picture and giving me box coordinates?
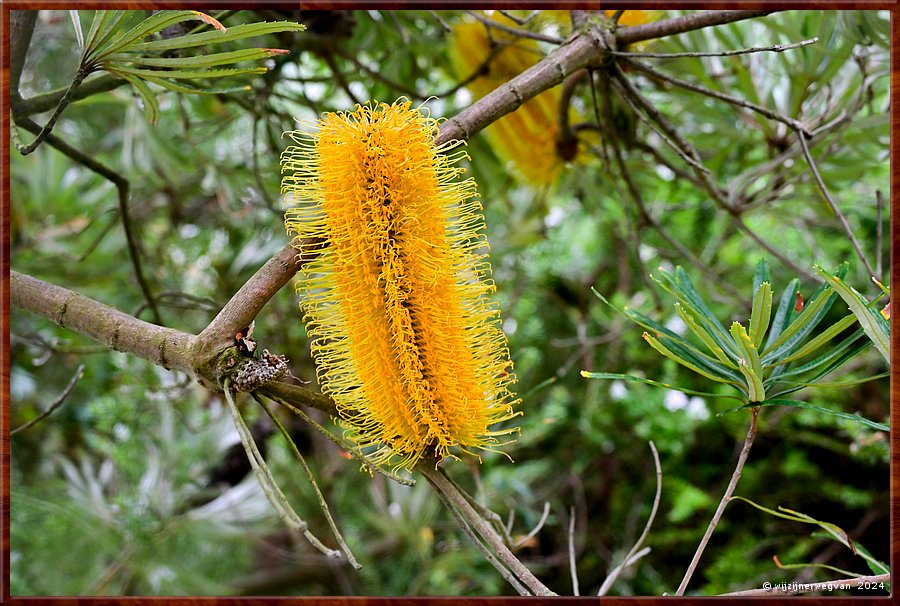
[0,2,895,604]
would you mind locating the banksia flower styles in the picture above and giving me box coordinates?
[282,100,520,471]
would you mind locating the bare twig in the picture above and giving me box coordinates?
[797,131,875,278]
[598,441,662,596]
[11,364,85,435]
[16,117,162,324]
[15,67,90,155]
[514,502,551,549]
[609,10,626,26]
[254,394,361,569]
[427,474,531,596]
[466,10,564,45]
[676,407,760,595]
[419,464,556,596]
[721,573,890,596]
[223,382,342,560]
[625,58,811,136]
[613,37,818,59]
[568,506,580,596]
[617,11,776,47]
[268,392,414,486]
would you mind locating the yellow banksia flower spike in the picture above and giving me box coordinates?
[281,99,521,472]
[449,14,570,185]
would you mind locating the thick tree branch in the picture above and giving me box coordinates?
[11,270,194,374]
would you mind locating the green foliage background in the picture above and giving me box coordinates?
[10,9,889,596]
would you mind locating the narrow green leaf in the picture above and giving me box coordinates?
[92,10,225,62]
[749,282,772,348]
[114,71,160,125]
[731,322,763,377]
[776,371,889,389]
[767,337,871,398]
[85,11,131,62]
[590,287,680,341]
[761,287,838,364]
[763,278,799,351]
[643,332,738,385]
[776,313,857,365]
[579,371,743,400]
[758,398,889,432]
[653,269,742,361]
[138,75,252,95]
[129,21,306,53]
[656,334,745,384]
[775,329,867,380]
[730,497,858,552]
[107,65,267,80]
[124,47,288,69]
[736,359,765,402]
[814,265,890,362]
[675,302,737,367]
[752,259,770,296]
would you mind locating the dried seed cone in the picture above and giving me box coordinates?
[282,100,520,471]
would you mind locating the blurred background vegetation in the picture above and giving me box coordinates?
[10,9,889,596]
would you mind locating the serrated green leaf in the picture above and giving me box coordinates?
[814,265,890,362]
[579,371,743,400]
[124,47,287,69]
[138,75,252,95]
[104,65,266,80]
[643,332,738,386]
[674,302,737,367]
[752,259,770,296]
[129,21,306,53]
[83,11,130,62]
[653,269,742,361]
[761,286,838,364]
[776,371,889,389]
[763,278,799,351]
[115,72,160,125]
[91,10,225,62]
[776,313,857,365]
[749,281,772,348]
[656,334,745,385]
[755,398,888,431]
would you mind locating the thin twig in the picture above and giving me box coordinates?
[439,468,514,546]
[254,394,361,570]
[426,473,531,596]
[721,573,890,596]
[598,441,662,596]
[11,364,85,435]
[267,392,414,486]
[15,67,89,155]
[625,58,811,136]
[676,407,760,596]
[466,10,564,45]
[797,131,875,278]
[514,502,551,549]
[609,64,816,280]
[610,10,626,26]
[613,37,818,59]
[418,464,556,596]
[568,506,580,596]
[222,381,342,559]
[16,117,162,324]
